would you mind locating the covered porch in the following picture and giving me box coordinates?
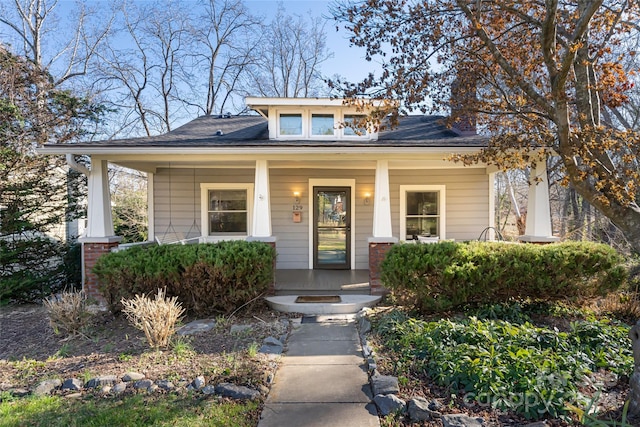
[275,269,371,296]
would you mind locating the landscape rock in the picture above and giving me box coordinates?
[523,423,548,427]
[429,399,444,411]
[148,384,159,393]
[11,388,29,397]
[359,318,372,335]
[362,343,373,358]
[61,378,83,391]
[408,397,440,422]
[215,383,260,400]
[201,385,216,395]
[34,379,62,396]
[374,393,406,416]
[177,319,216,336]
[259,336,284,355]
[65,392,83,399]
[371,374,399,396]
[122,372,145,382]
[156,380,174,391]
[134,379,154,390]
[442,413,485,427]
[113,382,127,394]
[85,375,117,389]
[99,385,112,394]
[193,376,206,390]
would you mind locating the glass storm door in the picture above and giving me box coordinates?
[313,187,351,269]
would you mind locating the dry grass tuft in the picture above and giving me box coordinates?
[589,292,640,323]
[44,290,93,337]
[121,289,185,349]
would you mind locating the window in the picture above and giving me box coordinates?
[311,114,335,136]
[400,185,445,241]
[201,184,253,237]
[279,113,302,135]
[343,114,367,136]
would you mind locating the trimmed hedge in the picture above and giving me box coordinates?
[380,241,627,313]
[93,241,276,315]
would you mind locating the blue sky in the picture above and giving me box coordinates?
[246,0,378,83]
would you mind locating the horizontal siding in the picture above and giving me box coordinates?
[389,168,489,241]
[154,168,254,241]
[153,166,490,268]
[270,168,374,270]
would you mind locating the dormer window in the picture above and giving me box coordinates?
[343,114,367,136]
[279,113,302,136]
[246,97,381,141]
[311,114,335,136]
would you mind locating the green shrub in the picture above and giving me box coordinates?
[380,241,626,313]
[93,241,276,315]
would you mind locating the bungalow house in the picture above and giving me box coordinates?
[39,97,557,302]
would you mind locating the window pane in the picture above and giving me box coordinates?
[406,191,438,215]
[343,115,366,136]
[405,217,438,240]
[209,212,247,234]
[312,114,335,135]
[209,190,246,211]
[280,114,302,135]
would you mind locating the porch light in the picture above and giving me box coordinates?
[293,191,301,204]
[364,193,371,205]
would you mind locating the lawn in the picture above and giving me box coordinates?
[0,393,259,427]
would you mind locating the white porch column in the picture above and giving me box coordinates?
[519,161,559,242]
[372,159,394,238]
[251,159,272,237]
[86,158,116,238]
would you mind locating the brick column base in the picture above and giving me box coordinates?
[82,238,122,304]
[368,238,398,296]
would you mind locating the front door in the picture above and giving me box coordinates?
[313,187,351,269]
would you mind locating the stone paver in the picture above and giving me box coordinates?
[258,317,379,427]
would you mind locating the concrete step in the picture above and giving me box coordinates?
[264,295,381,315]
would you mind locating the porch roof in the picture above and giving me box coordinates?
[39,114,487,155]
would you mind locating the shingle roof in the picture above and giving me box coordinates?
[47,114,486,148]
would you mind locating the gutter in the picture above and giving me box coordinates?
[66,154,90,175]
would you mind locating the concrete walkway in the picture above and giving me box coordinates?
[258,315,380,427]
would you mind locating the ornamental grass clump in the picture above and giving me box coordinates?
[44,290,93,336]
[121,288,185,349]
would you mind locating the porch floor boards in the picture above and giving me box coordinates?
[274,269,370,296]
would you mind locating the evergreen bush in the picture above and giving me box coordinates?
[380,241,626,313]
[93,241,276,315]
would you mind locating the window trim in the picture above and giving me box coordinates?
[399,185,446,241]
[200,183,254,239]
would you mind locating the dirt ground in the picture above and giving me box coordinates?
[0,302,289,392]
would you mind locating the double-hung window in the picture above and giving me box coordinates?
[400,185,446,241]
[201,184,253,237]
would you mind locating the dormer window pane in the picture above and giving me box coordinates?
[280,114,302,135]
[312,114,335,136]
[344,115,367,136]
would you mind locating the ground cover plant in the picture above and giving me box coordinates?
[381,241,627,313]
[371,303,634,425]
